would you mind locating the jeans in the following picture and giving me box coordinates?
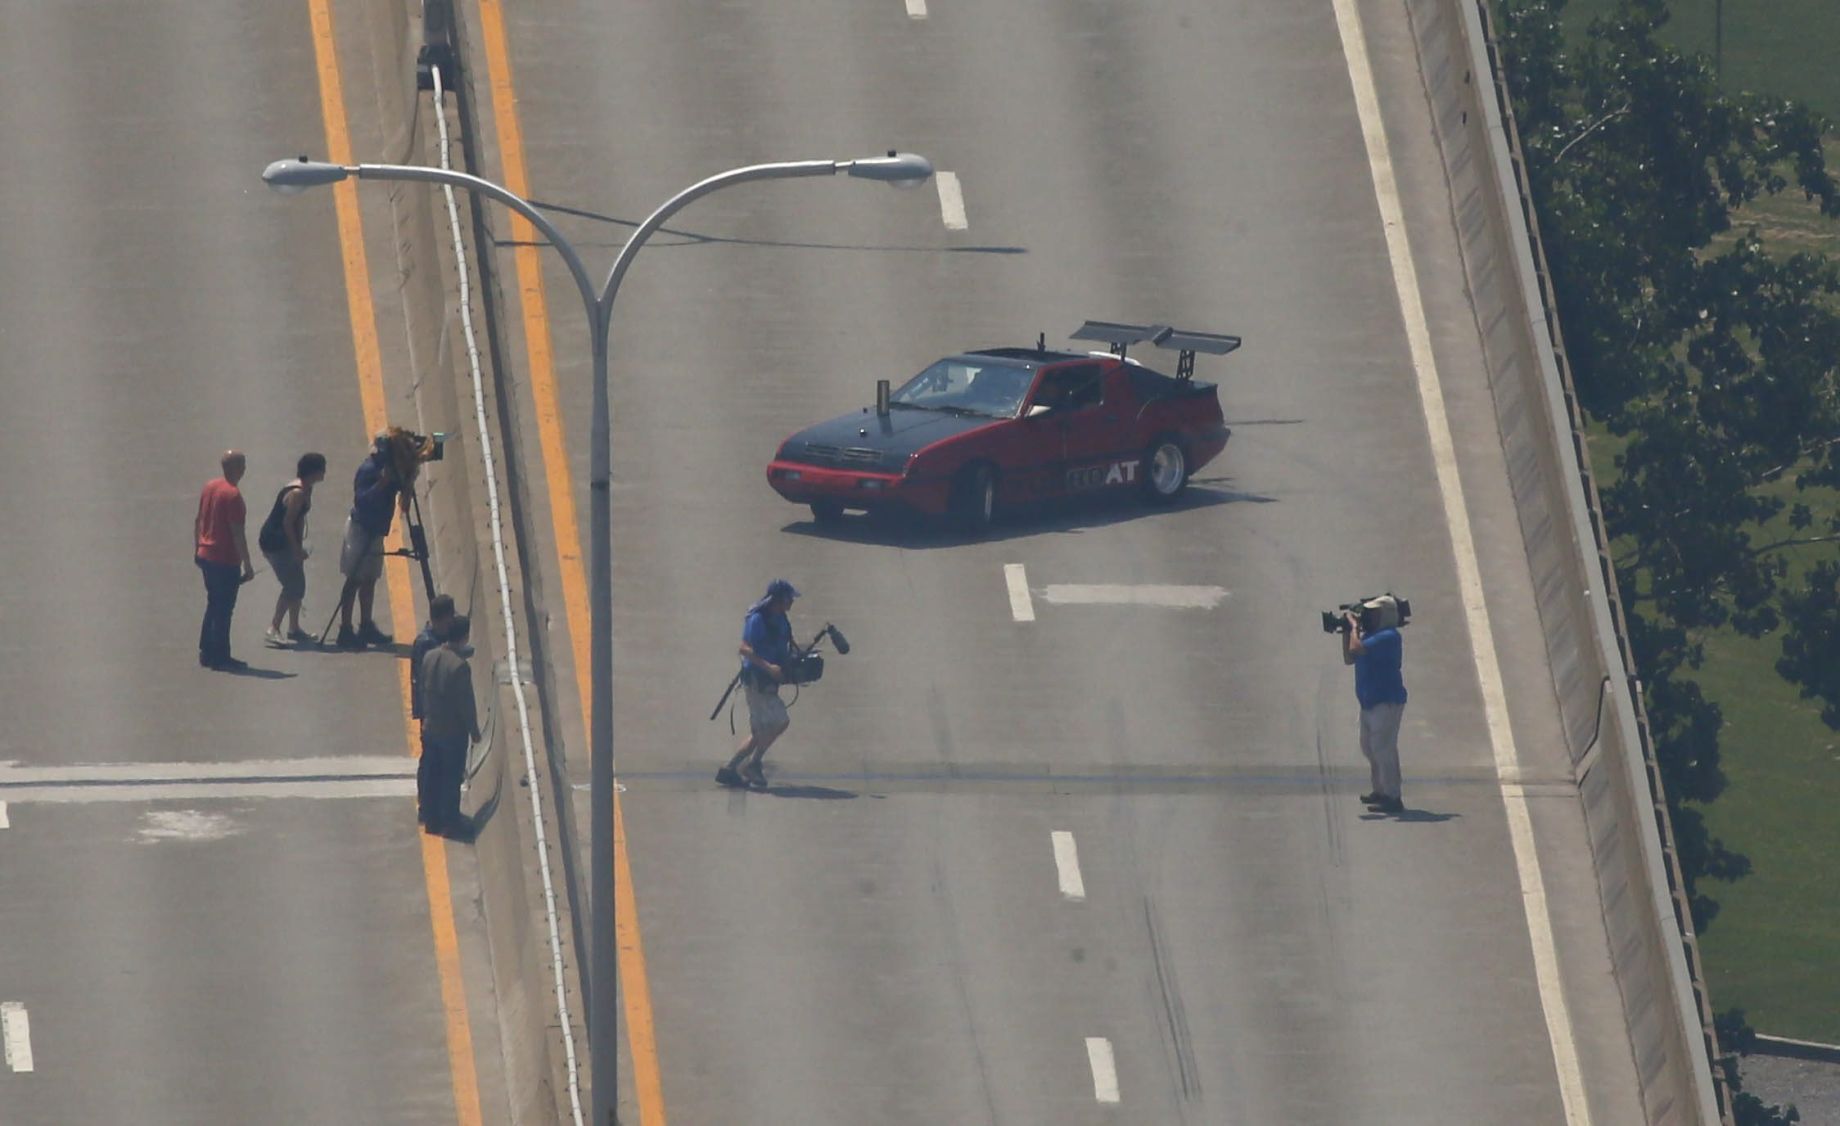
[196,556,242,664]
[418,731,466,828]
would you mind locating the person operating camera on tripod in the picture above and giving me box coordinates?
[333,431,406,649]
[717,579,800,791]
[1343,595,1409,814]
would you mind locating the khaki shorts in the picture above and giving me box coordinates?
[744,678,788,735]
[339,517,385,582]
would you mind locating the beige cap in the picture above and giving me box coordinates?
[1361,595,1400,629]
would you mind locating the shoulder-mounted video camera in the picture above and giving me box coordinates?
[1321,594,1411,634]
[784,622,850,684]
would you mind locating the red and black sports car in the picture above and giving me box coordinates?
[767,321,1241,531]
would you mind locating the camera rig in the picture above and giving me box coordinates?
[708,622,851,723]
[1321,594,1411,635]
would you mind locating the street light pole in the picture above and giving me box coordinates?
[264,150,932,1125]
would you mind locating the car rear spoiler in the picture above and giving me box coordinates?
[1071,320,1241,381]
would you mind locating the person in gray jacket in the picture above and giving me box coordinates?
[417,614,480,834]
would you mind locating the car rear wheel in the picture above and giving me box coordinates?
[951,463,997,535]
[1142,437,1188,505]
[810,500,845,525]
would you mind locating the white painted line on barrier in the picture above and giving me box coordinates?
[0,801,9,828]
[2,1003,33,1072]
[904,0,927,18]
[1040,584,1228,609]
[1051,830,1086,901]
[1329,2,1589,1121]
[936,171,968,230]
[1085,1036,1119,1103]
[1004,563,1035,622]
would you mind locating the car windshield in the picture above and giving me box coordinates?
[888,358,1034,419]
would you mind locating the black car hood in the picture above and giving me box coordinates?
[780,408,999,469]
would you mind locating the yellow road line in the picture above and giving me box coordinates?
[473,2,670,1121]
[308,2,484,1122]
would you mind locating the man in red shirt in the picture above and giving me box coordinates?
[194,450,256,670]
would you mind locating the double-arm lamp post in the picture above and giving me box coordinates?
[263,149,933,1125]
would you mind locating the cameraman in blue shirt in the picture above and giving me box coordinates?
[717,579,799,790]
[1343,595,1409,814]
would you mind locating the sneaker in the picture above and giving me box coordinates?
[357,621,393,645]
[288,628,315,645]
[715,766,746,789]
[215,656,249,672]
[336,625,365,650]
[265,626,287,647]
[1359,792,1383,806]
[1372,796,1406,814]
[742,763,769,791]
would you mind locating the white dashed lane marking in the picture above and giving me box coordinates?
[935,171,968,230]
[904,0,927,17]
[0,801,9,828]
[1004,563,1035,622]
[1084,1037,1119,1104]
[1051,830,1085,901]
[3,1003,33,1073]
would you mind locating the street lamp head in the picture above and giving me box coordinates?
[262,157,351,194]
[844,150,933,189]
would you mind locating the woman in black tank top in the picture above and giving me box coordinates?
[263,453,328,644]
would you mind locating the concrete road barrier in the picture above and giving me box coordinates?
[1407,1,1731,1121]
[350,1,587,1120]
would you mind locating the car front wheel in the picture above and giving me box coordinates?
[1142,438,1188,505]
[951,463,997,535]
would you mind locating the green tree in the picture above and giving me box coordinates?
[1496,0,1840,865]
[1495,3,1838,1117]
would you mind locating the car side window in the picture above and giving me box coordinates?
[1034,364,1104,412]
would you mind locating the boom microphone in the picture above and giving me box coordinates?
[824,623,851,655]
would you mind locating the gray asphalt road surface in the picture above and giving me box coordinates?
[0,2,501,1122]
[469,0,1653,1122]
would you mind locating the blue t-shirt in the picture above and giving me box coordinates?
[1354,628,1408,709]
[350,452,400,537]
[740,604,792,677]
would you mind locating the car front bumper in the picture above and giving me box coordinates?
[766,461,952,516]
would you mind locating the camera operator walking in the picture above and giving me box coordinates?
[717,579,799,791]
[1343,595,1409,814]
[333,432,405,649]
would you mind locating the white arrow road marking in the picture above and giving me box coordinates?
[1051,830,1086,901]
[1041,584,1228,609]
[3,1003,33,1072]
[936,171,968,230]
[1085,1037,1119,1103]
